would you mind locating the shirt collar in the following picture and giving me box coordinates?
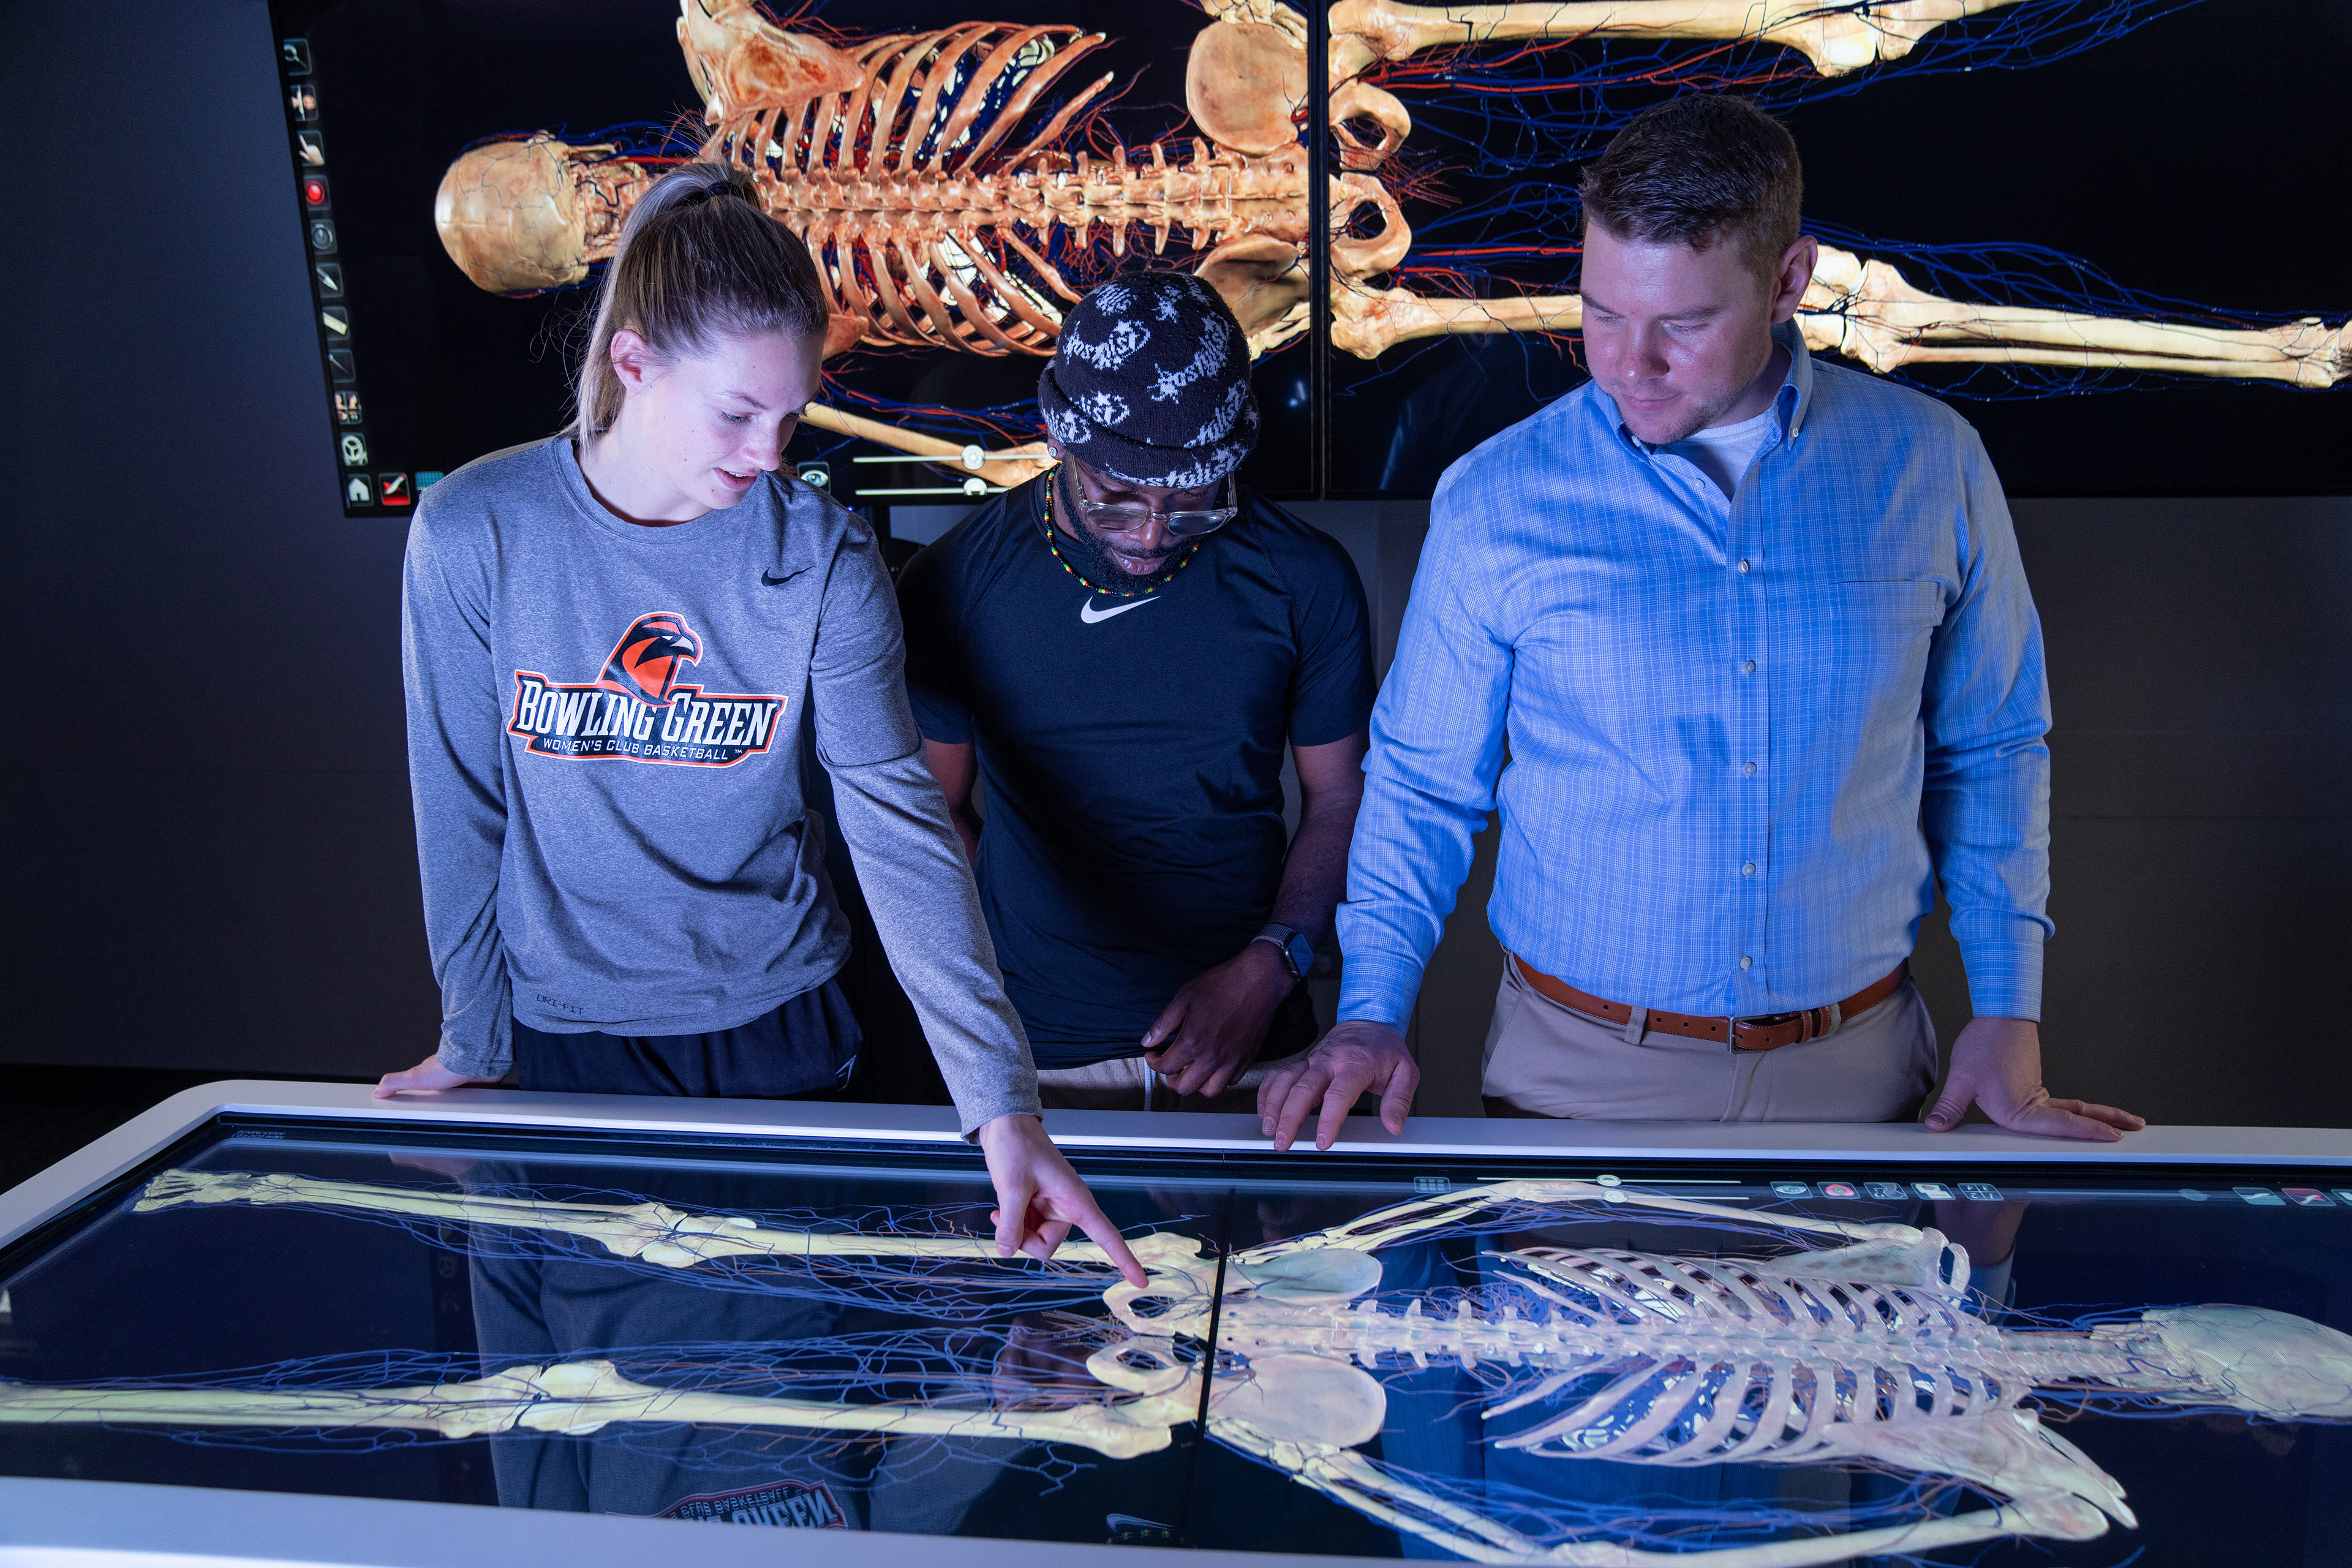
[1605,317,1816,455]
[1774,315,1815,439]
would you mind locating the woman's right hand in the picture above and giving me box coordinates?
[974,1113,1148,1286]
[374,1054,501,1098]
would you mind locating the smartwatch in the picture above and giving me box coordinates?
[1253,923,1317,982]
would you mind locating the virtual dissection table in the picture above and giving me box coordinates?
[1,1084,2348,1568]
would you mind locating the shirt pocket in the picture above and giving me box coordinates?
[1829,580,1946,737]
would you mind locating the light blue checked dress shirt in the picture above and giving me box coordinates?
[1337,320,2052,1032]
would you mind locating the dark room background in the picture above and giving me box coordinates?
[2,1,2345,1128]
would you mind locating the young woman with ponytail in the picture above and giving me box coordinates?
[375,164,1141,1281]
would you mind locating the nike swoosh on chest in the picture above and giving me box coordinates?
[1078,595,1163,625]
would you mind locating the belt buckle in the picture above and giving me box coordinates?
[1731,1006,1836,1051]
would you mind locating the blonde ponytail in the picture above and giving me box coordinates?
[571,163,826,439]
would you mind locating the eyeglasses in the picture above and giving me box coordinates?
[1065,473,1238,538]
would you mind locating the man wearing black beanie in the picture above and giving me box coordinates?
[898,271,1373,1109]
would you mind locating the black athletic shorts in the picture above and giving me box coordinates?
[511,976,862,1099]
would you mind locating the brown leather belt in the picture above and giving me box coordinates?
[1509,956,1909,1052]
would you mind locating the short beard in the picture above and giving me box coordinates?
[1654,341,1789,444]
[1052,466,1195,592]
[1653,402,1738,446]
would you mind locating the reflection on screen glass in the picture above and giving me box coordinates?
[2,1126,2348,1565]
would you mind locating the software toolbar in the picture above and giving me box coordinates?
[279,31,420,519]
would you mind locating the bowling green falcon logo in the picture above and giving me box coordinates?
[507,612,787,768]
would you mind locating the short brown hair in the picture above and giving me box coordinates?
[1579,95,1803,284]
[572,162,827,439]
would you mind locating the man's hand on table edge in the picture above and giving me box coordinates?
[1257,1019,1419,1153]
[976,1112,1148,1286]
[1924,1016,2146,1142]
[1140,941,1294,1099]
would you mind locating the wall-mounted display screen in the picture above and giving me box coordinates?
[4,1114,2350,1564]
[266,0,2345,514]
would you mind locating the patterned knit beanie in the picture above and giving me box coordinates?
[1037,271,1259,489]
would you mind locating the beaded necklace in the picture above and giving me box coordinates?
[1039,467,1203,599]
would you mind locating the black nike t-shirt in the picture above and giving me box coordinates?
[898,476,1373,1068]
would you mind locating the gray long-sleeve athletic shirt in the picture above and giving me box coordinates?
[401,437,1039,1133]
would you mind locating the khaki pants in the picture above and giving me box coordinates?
[1035,1053,1270,1113]
[1480,960,1938,1122]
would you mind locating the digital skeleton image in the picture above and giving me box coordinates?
[424,0,2347,478]
[5,1169,2348,1563]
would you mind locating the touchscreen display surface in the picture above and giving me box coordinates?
[3,1119,2347,1566]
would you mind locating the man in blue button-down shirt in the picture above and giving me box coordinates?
[1261,94,2143,1151]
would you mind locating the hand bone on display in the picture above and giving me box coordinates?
[424,0,2345,453]
[9,1170,2346,1564]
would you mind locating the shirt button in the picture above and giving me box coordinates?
[1738,559,1751,573]
[1743,761,1758,776]
[1742,660,1757,675]
[1740,956,1754,970]
[1742,862,1756,876]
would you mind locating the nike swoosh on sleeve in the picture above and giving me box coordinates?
[1079,595,1161,624]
